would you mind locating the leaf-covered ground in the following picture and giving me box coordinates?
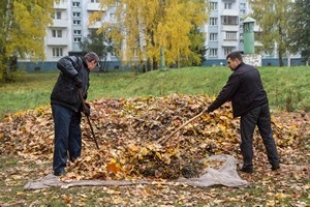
[0,94,309,206]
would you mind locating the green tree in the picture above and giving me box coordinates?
[91,0,208,70]
[250,0,293,66]
[0,0,56,82]
[288,0,310,62]
[182,25,207,67]
[79,29,114,71]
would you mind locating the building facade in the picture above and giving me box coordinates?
[204,0,248,60]
[18,0,303,70]
[44,0,252,62]
[45,0,105,61]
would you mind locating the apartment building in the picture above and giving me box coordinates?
[43,0,252,62]
[204,0,249,60]
[45,0,109,61]
[17,0,303,71]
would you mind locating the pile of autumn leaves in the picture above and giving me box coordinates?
[0,94,308,180]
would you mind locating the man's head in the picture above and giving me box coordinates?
[85,52,100,70]
[226,51,243,71]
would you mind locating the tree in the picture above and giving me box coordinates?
[79,29,114,71]
[249,0,293,66]
[182,25,207,67]
[91,0,208,70]
[288,0,310,62]
[0,0,56,82]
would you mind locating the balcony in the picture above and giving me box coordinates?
[222,39,238,47]
[88,21,102,29]
[221,25,239,32]
[54,1,67,10]
[221,9,239,16]
[87,3,107,11]
[46,37,69,46]
[51,19,68,28]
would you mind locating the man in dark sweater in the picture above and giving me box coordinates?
[51,52,99,176]
[207,51,280,173]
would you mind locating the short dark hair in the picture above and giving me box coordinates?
[85,52,99,61]
[226,51,243,62]
[84,52,100,66]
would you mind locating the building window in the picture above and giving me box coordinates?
[73,12,80,17]
[222,16,238,25]
[210,2,217,10]
[53,48,63,57]
[226,32,237,40]
[72,2,80,7]
[73,20,81,25]
[209,33,218,41]
[74,30,81,35]
[210,49,218,57]
[224,3,232,9]
[55,11,61,20]
[110,13,114,20]
[52,30,62,38]
[91,0,100,2]
[223,47,233,56]
[209,18,217,26]
[74,37,81,42]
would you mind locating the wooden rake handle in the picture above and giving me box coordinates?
[157,108,208,144]
[78,89,100,150]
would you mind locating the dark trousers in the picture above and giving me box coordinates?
[240,103,280,169]
[52,104,82,174]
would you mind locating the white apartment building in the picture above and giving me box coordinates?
[45,0,114,61]
[45,0,251,62]
[204,0,249,60]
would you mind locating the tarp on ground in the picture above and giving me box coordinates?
[24,154,249,189]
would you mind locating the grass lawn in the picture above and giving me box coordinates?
[1,66,310,117]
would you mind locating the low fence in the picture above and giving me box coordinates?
[202,58,306,67]
[17,61,123,72]
[18,58,307,72]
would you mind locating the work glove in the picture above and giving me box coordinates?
[83,102,91,116]
[73,76,83,89]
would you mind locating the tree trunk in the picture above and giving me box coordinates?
[278,51,284,67]
[278,26,284,67]
[0,0,12,82]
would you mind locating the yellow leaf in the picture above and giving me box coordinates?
[128,144,139,152]
[106,162,122,174]
[140,147,149,156]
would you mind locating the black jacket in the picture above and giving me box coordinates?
[207,62,268,118]
[51,56,90,112]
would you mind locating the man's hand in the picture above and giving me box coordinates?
[73,76,83,89]
[203,107,210,114]
[83,102,91,116]
[204,107,216,117]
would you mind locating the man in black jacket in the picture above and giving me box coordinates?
[207,51,280,173]
[51,52,99,176]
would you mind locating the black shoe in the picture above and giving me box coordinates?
[271,163,280,171]
[69,156,79,163]
[240,167,253,174]
[54,169,66,176]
